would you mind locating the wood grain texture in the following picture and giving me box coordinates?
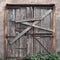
[4,5,56,59]
[4,8,8,60]
[51,5,56,53]
[10,9,52,44]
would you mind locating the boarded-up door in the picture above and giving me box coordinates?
[4,4,56,60]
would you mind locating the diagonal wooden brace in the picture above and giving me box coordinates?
[21,22,52,32]
[34,37,50,54]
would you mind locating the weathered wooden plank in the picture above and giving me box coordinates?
[42,9,52,53]
[41,9,52,29]
[8,9,16,57]
[19,7,27,57]
[46,37,52,52]
[26,7,33,19]
[8,9,16,36]
[20,36,27,57]
[51,6,56,53]
[27,35,33,55]
[26,32,52,35]
[34,37,50,54]
[15,9,52,22]
[34,7,41,19]
[44,9,51,29]
[4,8,8,60]
[33,9,52,25]
[12,9,16,21]
[16,9,21,21]
[33,7,41,53]
[10,9,52,44]
[26,7,34,55]
[15,7,27,57]
[15,18,20,59]
[16,18,41,22]
[35,37,40,54]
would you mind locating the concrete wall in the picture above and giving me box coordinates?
[0,0,60,58]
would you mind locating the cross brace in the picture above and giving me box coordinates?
[10,9,52,44]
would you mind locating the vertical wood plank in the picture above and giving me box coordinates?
[4,8,8,60]
[26,7,33,19]
[33,27,35,55]
[51,5,56,53]
[27,7,34,55]
[43,9,51,28]
[34,7,42,53]
[8,9,16,36]
[18,7,27,57]
[15,9,20,58]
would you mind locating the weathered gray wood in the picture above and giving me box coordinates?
[18,7,27,57]
[33,9,52,25]
[8,9,16,57]
[33,8,52,53]
[10,9,52,44]
[41,9,51,29]
[40,9,52,53]
[15,9,52,22]
[34,37,50,54]
[8,9,16,36]
[16,18,42,22]
[16,9,21,21]
[33,7,41,53]
[15,9,21,57]
[26,7,34,55]
[27,35,33,54]
[20,36,27,57]
[21,22,52,32]
[26,7,33,19]
[21,8,27,57]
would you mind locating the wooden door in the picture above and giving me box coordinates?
[4,4,56,60]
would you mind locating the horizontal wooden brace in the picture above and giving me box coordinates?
[16,18,41,22]
[29,33,53,37]
[27,32,52,35]
[31,35,53,37]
